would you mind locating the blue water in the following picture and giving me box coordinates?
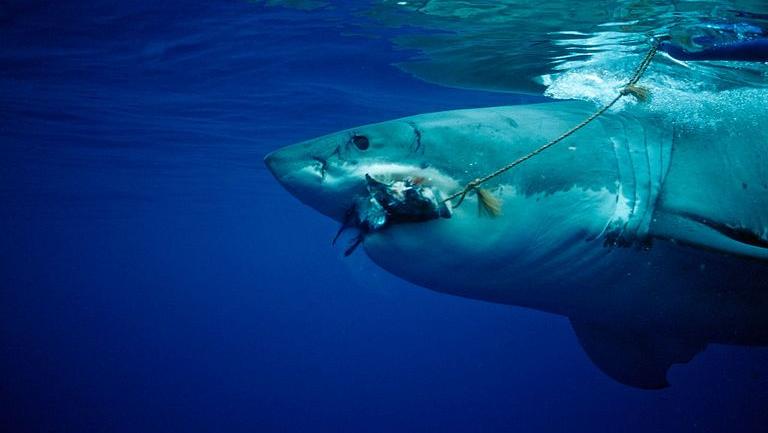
[2,2,768,432]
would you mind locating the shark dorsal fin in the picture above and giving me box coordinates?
[570,320,707,389]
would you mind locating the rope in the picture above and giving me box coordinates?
[445,37,664,208]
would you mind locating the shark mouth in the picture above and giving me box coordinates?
[333,174,452,256]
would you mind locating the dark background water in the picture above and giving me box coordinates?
[2,2,768,432]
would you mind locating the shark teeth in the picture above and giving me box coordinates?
[352,163,461,192]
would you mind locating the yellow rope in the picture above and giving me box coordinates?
[445,37,664,208]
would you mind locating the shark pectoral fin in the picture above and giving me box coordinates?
[650,211,768,261]
[570,320,707,389]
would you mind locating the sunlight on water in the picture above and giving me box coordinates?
[373,1,768,91]
[266,0,768,129]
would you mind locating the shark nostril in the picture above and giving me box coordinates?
[312,156,328,178]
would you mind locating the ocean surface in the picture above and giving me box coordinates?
[2,1,768,432]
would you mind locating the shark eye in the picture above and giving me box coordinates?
[352,135,369,150]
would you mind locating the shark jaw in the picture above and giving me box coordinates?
[266,146,460,224]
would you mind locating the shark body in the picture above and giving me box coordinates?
[265,100,768,388]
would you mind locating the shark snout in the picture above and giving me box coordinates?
[264,148,297,182]
[264,145,326,188]
[264,145,363,222]
[264,151,276,172]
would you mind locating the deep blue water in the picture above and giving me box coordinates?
[2,2,768,432]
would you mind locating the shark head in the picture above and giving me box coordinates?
[265,119,460,223]
[265,103,648,299]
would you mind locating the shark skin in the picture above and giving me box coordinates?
[265,100,768,389]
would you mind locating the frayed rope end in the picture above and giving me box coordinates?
[622,84,649,102]
[476,188,502,217]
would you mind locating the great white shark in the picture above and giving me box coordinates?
[265,100,768,389]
